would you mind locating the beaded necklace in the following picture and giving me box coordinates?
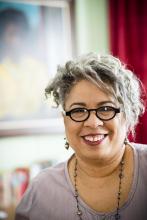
[74,157,125,220]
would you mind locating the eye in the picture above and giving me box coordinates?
[98,106,115,112]
[71,108,87,114]
[97,106,116,118]
[70,108,88,119]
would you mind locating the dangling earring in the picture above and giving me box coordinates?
[64,137,69,150]
[124,137,129,145]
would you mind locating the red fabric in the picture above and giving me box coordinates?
[108,0,147,144]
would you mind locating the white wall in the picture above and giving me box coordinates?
[0,134,73,171]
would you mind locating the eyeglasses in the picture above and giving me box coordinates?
[64,106,120,122]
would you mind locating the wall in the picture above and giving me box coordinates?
[0,134,73,171]
[75,0,109,55]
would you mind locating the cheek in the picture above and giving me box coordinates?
[113,118,127,142]
[64,117,72,132]
[64,118,82,146]
[108,116,127,138]
[64,118,78,137]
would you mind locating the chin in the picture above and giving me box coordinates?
[77,147,112,162]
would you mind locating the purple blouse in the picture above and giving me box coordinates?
[15,143,147,220]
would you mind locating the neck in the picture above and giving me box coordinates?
[74,145,126,179]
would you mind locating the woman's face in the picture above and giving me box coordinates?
[63,80,127,163]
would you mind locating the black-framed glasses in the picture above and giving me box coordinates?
[64,106,120,122]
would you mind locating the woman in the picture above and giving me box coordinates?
[15,53,147,220]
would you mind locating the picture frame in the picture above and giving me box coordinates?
[0,0,73,136]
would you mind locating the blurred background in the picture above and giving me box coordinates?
[0,0,146,219]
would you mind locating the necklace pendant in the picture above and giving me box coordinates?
[74,192,78,197]
[77,210,82,216]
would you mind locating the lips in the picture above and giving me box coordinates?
[82,134,107,145]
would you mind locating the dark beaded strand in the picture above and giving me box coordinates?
[115,159,124,220]
[74,156,125,220]
[74,158,83,219]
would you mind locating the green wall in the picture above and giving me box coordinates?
[75,0,109,55]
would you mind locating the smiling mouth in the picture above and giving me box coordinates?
[82,134,107,144]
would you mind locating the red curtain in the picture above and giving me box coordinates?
[108,0,147,144]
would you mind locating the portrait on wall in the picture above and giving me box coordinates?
[0,0,72,136]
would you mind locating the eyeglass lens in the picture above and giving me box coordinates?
[70,107,118,121]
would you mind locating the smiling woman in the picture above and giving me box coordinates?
[15,53,147,220]
[61,79,127,165]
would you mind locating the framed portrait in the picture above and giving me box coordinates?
[0,0,73,136]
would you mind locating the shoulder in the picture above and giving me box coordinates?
[22,161,68,199]
[15,161,69,217]
[132,142,147,155]
[32,161,67,189]
[131,142,147,168]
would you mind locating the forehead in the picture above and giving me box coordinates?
[65,80,116,108]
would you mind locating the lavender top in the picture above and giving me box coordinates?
[15,143,147,220]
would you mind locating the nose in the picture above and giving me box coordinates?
[83,111,104,128]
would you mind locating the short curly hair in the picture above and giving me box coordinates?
[45,52,146,137]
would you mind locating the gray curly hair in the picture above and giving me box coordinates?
[45,52,145,137]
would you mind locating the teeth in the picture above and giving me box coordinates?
[84,135,105,142]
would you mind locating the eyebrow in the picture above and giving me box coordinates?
[69,101,116,108]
